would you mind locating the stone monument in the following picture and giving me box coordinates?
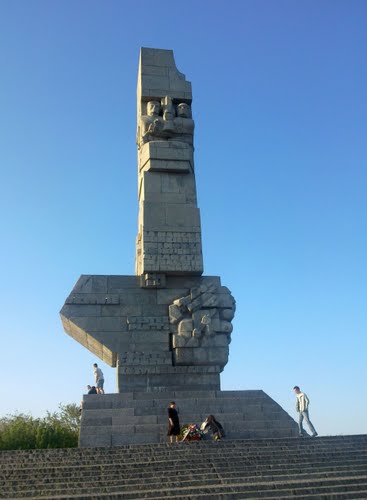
[61,48,235,393]
[60,48,298,445]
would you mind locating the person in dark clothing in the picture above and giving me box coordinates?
[167,401,181,443]
[80,385,97,412]
[202,415,225,441]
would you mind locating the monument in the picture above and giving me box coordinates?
[61,48,298,445]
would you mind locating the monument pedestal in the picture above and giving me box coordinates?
[79,390,299,447]
[60,274,233,393]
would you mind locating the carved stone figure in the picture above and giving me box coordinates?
[172,102,194,145]
[169,284,235,366]
[139,100,164,146]
[138,97,194,148]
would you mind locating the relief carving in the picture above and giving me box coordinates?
[169,283,236,360]
[138,97,194,148]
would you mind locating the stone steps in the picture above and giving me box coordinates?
[1,442,366,470]
[1,435,366,465]
[1,434,366,464]
[3,465,367,493]
[1,436,367,498]
[4,475,367,499]
[3,454,367,478]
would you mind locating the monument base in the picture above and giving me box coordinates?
[117,365,221,392]
[79,390,299,447]
[61,274,236,393]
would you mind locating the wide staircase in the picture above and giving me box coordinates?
[1,435,367,498]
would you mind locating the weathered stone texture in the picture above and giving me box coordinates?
[135,48,203,276]
[60,49,235,395]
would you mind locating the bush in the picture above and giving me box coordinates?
[0,404,81,450]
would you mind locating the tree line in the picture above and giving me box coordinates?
[0,404,80,449]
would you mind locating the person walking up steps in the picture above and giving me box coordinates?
[293,386,318,437]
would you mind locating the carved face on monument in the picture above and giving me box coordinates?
[147,101,161,117]
[177,103,191,119]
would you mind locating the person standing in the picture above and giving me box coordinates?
[167,401,180,443]
[293,386,318,437]
[93,363,105,394]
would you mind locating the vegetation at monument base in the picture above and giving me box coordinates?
[0,404,81,449]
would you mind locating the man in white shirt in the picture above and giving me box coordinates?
[93,363,105,394]
[293,386,318,437]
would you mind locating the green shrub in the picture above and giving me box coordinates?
[0,404,80,450]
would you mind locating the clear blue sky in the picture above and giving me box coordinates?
[0,1,366,436]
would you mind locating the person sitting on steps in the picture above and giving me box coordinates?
[201,415,225,441]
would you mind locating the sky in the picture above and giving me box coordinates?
[0,0,366,437]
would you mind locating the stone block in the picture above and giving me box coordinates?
[82,416,112,426]
[174,346,229,366]
[61,305,102,317]
[142,65,169,77]
[143,203,166,227]
[110,424,135,434]
[71,275,107,294]
[119,290,158,305]
[134,304,168,317]
[72,275,94,293]
[141,141,193,164]
[79,434,111,447]
[134,424,165,434]
[100,305,136,317]
[142,171,162,193]
[144,159,192,174]
[143,192,187,204]
[69,316,127,333]
[165,276,217,290]
[91,276,108,292]
[111,433,159,445]
[173,390,217,399]
[80,425,112,436]
[107,275,140,291]
[212,334,230,347]
[160,172,187,193]
[216,293,235,308]
[165,205,201,229]
[141,75,170,90]
[140,48,176,68]
[81,408,114,418]
[112,415,157,425]
[65,293,120,305]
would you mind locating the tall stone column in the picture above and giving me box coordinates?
[135,48,203,277]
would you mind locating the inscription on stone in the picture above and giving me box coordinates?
[126,316,169,331]
[66,294,120,305]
